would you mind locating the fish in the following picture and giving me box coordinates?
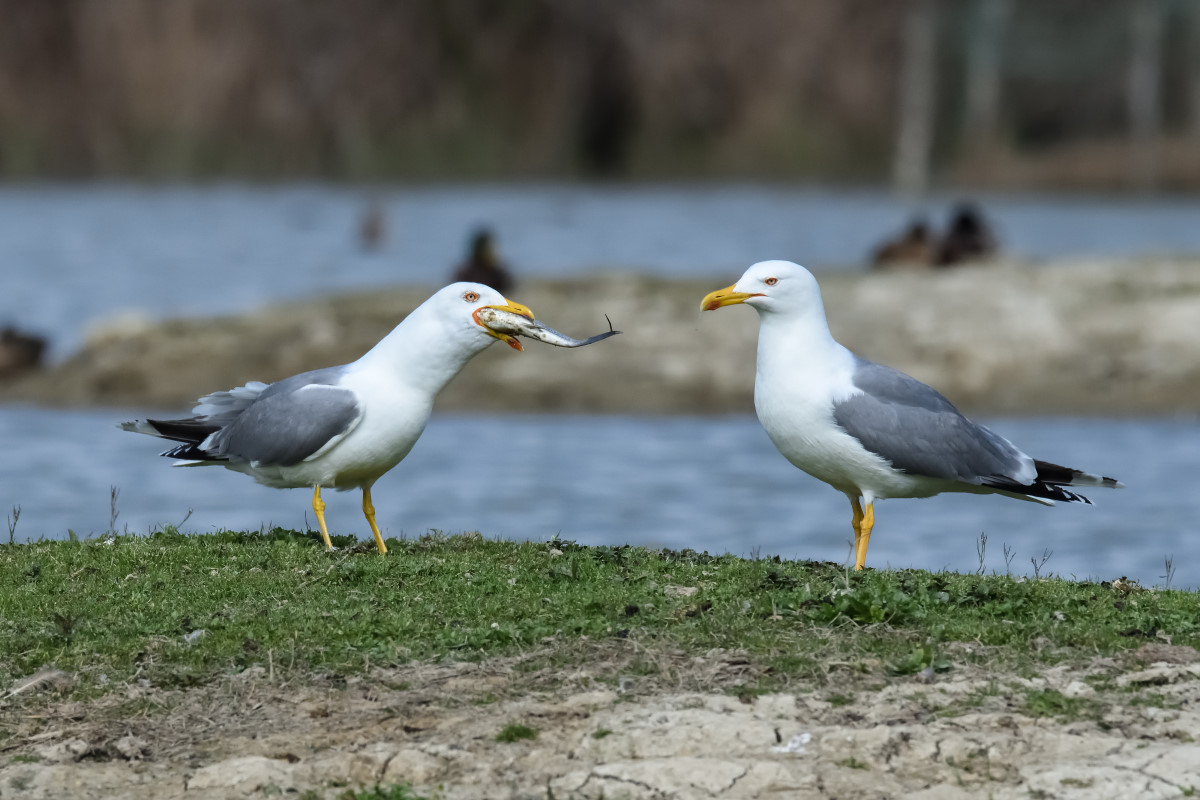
[474,307,622,348]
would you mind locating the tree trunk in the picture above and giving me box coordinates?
[1128,0,1164,192]
[963,0,1010,149]
[893,0,938,201]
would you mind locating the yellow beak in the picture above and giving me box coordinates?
[478,299,534,351]
[700,284,763,312]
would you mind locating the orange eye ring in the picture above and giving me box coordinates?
[463,291,480,303]
[765,277,778,286]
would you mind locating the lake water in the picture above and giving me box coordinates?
[5,183,1200,357]
[2,406,1193,588]
[2,184,1198,586]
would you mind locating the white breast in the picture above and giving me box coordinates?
[752,319,927,500]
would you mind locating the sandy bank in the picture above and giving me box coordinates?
[3,646,1200,799]
[4,259,1200,415]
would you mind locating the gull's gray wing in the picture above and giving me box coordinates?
[832,356,1031,486]
[205,367,361,467]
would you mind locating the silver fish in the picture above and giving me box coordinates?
[476,307,621,348]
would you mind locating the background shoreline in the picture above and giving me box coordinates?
[5,258,1200,416]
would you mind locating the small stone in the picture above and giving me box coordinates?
[664,585,698,598]
[188,755,294,791]
[112,734,150,760]
[381,748,446,784]
[1116,664,1200,687]
[34,737,93,763]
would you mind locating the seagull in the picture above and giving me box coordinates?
[701,260,1122,571]
[121,283,540,555]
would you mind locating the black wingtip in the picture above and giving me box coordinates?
[603,313,622,336]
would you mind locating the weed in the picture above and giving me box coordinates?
[108,486,121,537]
[342,786,431,800]
[1060,777,1094,788]
[836,756,870,770]
[1128,692,1169,709]
[496,723,538,743]
[1031,549,1053,580]
[6,505,18,545]
[1024,689,1102,722]
[592,728,613,739]
[1162,555,1176,590]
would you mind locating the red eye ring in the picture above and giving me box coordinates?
[765,277,778,286]
[464,291,480,303]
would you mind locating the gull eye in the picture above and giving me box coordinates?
[463,291,480,303]
[764,277,778,286]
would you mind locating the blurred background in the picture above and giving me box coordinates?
[1,0,1198,585]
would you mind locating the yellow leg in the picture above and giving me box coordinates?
[362,486,388,555]
[312,486,333,550]
[854,502,875,571]
[849,496,864,563]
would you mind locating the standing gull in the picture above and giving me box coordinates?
[701,260,1121,571]
[122,283,597,554]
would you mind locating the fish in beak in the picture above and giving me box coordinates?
[474,305,622,350]
[474,300,534,351]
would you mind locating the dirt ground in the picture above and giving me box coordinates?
[2,642,1199,800]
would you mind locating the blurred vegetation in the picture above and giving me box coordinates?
[0,0,1198,187]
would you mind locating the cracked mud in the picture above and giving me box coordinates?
[3,643,1200,799]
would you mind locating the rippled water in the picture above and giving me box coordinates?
[5,183,1200,357]
[2,406,1193,587]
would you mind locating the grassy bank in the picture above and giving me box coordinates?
[4,529,1198,702]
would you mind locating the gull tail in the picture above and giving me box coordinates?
[982,459,1121,505]
[1021,460,1123,505]
[118,417,225,462]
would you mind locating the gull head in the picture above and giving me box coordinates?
[435,281,535,352]
[700,260,822,317]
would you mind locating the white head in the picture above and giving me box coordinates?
[700,260,824,318]
[421,281,535,352]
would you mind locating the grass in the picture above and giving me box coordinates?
[495,723,539,743]
[1023,689,1104,723]
[326,786,430,800]
[2,528,1199,699]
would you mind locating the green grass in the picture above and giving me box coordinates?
[2,529,1199,699]
[495,723,539,743]
[1023,689,1104,722]
[340,785,430,800]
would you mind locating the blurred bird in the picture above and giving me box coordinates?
[359,197,387,251]
[451,227,514,294]
[0,325,47,379]
[936,202,997,266]
[122,283,542,554]
[702,260,1121,570]
[870,218,935,269]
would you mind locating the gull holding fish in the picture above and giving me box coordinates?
[121,283,619,554]
[701,260,1121,571]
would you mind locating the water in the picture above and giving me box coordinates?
[2,406,1193,588]
[5,183,1200,357]
[3,184,1197,585]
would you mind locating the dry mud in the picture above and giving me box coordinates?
[5,258,1200,415]
[3,643,1199,799]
